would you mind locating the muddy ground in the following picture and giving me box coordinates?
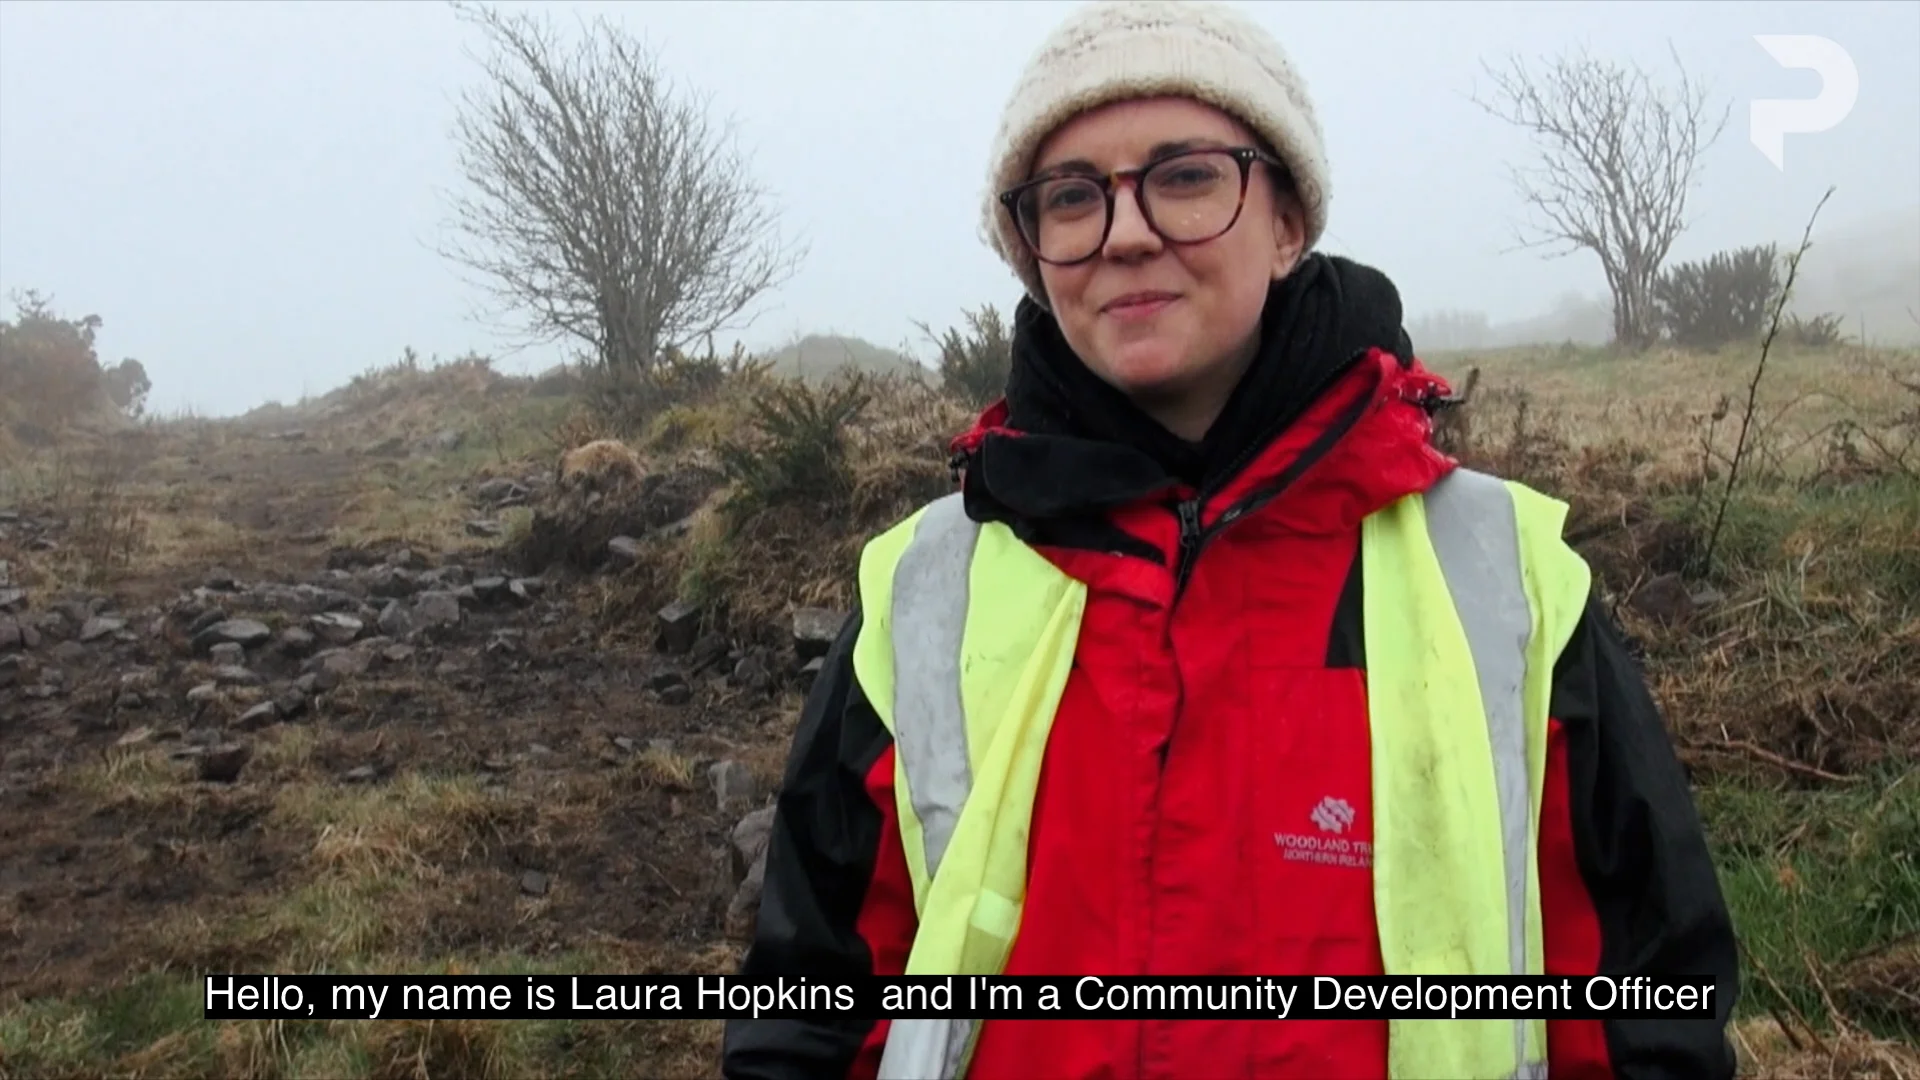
[0,422,813,1046]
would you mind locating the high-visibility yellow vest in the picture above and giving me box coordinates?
[849,467,1593,1080]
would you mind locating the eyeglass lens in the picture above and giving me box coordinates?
[1011,149,1248,264]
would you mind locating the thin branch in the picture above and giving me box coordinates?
[1697,186,1836,576]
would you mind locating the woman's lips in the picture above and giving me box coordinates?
[1102,293,1178,321]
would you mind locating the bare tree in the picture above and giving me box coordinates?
[438,2,805,373]
[1472,46,1728,351]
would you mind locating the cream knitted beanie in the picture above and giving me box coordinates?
[981,0,1330,310]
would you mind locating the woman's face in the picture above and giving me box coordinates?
[1027,96,1306,435]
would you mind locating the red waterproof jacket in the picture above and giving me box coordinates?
[722,257,1739,1080]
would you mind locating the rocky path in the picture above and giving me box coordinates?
[0,430,832,1007]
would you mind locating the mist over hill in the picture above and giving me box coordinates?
[757,333,930,386]
[1408,204,1920,353]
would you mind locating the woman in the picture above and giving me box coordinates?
[723,2,1739,1078]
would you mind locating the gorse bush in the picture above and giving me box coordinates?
[0,291,150,431]
[1654,244,1781,349]
[917,304,1012,409]
[716,372,873,514]
[655,342,765,401]
[583,341,770,436]
[1780,312,1846,349]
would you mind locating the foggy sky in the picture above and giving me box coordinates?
[2,0,1916,418]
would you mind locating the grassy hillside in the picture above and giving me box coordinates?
[0,336,1914,1078]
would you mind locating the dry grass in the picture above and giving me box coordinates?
[634,741,701,791]
[277,774,513,873]
[63,742,196,811]
[1428,341,1919,482]
[0,434,152,587]
[330,475,499,554]
[1734,1017,1920,1079]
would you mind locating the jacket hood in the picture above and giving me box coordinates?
[949,253,1460,553]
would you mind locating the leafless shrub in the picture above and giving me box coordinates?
[439,2,806,375]
[1473,46,1729,350]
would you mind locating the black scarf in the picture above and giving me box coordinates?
[1001,252,1413,493]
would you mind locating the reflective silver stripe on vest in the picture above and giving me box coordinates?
[889,492,981,879]
[879,493,983,1080]
[879,474,1545,1079]
[1424,467,1542,1077]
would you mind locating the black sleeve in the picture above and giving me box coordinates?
[1552,597,1742,1080]
[722,606,896,1080]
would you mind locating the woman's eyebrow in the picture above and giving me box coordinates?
[1034,138,1220,179]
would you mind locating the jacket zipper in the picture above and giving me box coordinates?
[1167,356,1384,604]
[1173,497,1204,593]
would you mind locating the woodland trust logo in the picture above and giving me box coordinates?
[1310,796,1356,835]
[1275,797,1370,869]
[1750,35,1859,171]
